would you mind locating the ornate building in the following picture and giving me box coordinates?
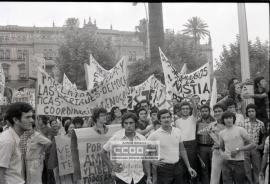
[0,18,145,90]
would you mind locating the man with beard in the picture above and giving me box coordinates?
[196,105,215,184]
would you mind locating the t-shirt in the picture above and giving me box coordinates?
[175,116,197,141]
[147,127,182,164]
[219,125,250,161]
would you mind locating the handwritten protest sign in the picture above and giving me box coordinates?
[159,48,210,105]
[55,135,74,176]
[71,124,122,184]
[29,53,46,79]
[37,57,128,117]
[85,55,113,90]
[12,88,35,108]
[63,74,77,90]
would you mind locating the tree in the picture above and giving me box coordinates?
[135,18,148,59]
[64,18,80,28]
[182,16,209,50]
[214,36,269,94]
[56,18,116,90]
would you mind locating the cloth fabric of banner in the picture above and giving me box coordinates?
[71,124,122,184]
[159,48,211,105]
[85,54,113,90]
[37,57,128,117]
[63,74,77,90]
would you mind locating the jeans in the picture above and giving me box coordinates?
[156,160,187,184]
[222,160,245,184]
[244,149,261,184]
[210,149,223,184]
[198,145,212,184]
[183,140,199,184]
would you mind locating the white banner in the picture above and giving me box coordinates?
[127,75,171,110]
[159,48,210,105]
[12,88,36,108]
[63,73,77,90]
[85,54,112,90]
[37,57,128,117]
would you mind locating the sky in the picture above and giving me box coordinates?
[0,2,269,68]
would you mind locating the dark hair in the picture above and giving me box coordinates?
[254,77,265,93]
[39,115,49,125]
[246,103,257,117]
[225,98,237,108]
[152,120,161,126]
[137,107,147,117]
[72,117,84,126]
[49,118,57,126]
[213,103,226,112]
[110,106,120,121]
[4,102,33,126]
[228,82,242,102]
[150,107,159,115]
[173,103,182,114]
[62,117,71,127]
[157,109,172,120]
[200,104,211,111]
[121,112,139,128]
[92,107,107,123]
[227,78,238,90]
[139,99,150,106]
[64,121,74,134]
[221,111,236,125]
[179,101,193,115]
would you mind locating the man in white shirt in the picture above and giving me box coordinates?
[0,102,34,184]
[102,112,152,184]
[174,97,199,183]
[148,109,196,184]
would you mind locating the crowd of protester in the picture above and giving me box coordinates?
[0,76,269,184]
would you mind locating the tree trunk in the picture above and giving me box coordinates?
[148,3,164,74]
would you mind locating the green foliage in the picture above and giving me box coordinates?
[182,16,209,49]
[214,35,269,94]
[56,18,116,90]
[135,18,147,47]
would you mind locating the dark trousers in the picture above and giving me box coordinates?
[115,175,146,184]
[157,160,188,184]
[222,160,245,184]
[183,140,199,184]
[198,145,212,184]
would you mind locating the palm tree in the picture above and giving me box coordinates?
[182,16,209,50]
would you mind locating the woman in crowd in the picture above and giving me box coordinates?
[110,106,122,124]
[136,107,154,136]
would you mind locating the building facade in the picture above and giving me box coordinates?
[0,19,145,90]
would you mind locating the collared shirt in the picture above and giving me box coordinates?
[175,116,197,141]
[237,118,265,144]
[0,127,25,184]
[103,130,146,184]
[147,126,182,164]
[196,117,215,145]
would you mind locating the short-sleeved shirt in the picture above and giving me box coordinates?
[196,117,215,145]
[103,131,146,184]
[0,127,25,184]
[175,116,197,141]
[147,126,182,164]
[237,118,265,144]
[219,125,250,161]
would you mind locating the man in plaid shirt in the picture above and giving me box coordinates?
[237,104,266,184]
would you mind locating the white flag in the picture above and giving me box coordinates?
[63,73,77,90]
[210,77,217,116]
